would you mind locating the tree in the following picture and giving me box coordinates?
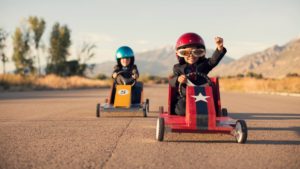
[12,27,34,75]
[76,42,96,76]
[28,16,46,75]
[46,22,71,76]
[0,28,8,74]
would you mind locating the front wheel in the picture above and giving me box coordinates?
[156,117,165,141]
[143,99,149,117]
[234,120,248,143]
[96,103,100,118]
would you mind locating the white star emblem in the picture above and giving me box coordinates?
[191,93,210,102]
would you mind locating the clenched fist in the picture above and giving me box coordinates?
[215,37,224,51]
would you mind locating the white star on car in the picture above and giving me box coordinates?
[191,93,210,102]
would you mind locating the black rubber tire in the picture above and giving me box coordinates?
[143,104,147,117]
[143,108,147,117]
[143,99,149,117]
[221,108,228,116]
[156,117,165,141]
[146,98,150,113]
[96,103,100,118]
[159,106,164,114]
[234,120,248,143]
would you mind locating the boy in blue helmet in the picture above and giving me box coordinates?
[112,46,139,84]
[112,46,141,104]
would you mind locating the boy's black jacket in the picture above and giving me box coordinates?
[112,64,139,79]
[169,48,227,88]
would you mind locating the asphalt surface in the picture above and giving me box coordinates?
[0,85,300,169]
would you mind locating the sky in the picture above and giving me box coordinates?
[1,0,300,71]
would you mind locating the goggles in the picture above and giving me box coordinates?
[177,48,206,58]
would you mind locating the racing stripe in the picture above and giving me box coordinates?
[205,87,216,129]
[194,87,209,130]
[186,86,196,129]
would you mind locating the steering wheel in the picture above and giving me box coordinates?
[178,72,212,97]
[115,71,136,86]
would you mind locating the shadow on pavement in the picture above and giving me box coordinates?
[249,126,300,136]
[165,139,300,145]
[99,115,157,119]
[230,112,300,120]
[165,140,235,144]
[247,140,300,145]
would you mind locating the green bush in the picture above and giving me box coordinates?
[96,73,108,80]
[286,73,299,77]
[236,74,244,78]
[246,72,263,79]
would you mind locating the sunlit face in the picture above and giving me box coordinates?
[181,47,199,64]
[120,58,131,66]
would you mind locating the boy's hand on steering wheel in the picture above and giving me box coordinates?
[132,74,138,80]
[112,72,117,79]
[178,75,187,84]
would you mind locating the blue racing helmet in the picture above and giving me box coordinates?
[115,46,134,60]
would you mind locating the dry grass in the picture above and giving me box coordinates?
[0,74,111,91]
[1,74,300,93]
[219,77,300,93]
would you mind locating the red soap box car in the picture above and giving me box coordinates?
[156,73,248,143]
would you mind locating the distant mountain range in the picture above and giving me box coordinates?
[90,37,300,78]
[210,38,300,78]
[89,46,234,77]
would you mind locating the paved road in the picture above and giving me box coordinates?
[0,85,299,169]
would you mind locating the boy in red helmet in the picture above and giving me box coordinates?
[169,32,226,116]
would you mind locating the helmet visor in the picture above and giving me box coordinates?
[177,48,206,58]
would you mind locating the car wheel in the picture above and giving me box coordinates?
[159,106,164,114]
[234,120,247,143]
[96,103,100,118]
[146,98,150,113]
[143,99,149,117]
[221,108,228,116]
[143,108,147,117]
[156,117,165,141]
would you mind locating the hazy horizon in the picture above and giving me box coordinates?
[1,0,299,72]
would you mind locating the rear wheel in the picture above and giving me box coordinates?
[159,106,164,114]
[156,117,165,141]
[234,120,248,143]
[96,103,100,118]
[146,99,150,113]
[221,108,228,116]
[143,99,149,117]
[143,109,147,117]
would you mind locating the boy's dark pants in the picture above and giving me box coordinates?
[175,97,186,116]
[131,82,143,104]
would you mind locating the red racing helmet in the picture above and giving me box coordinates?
[176,32,205,50]
[175,32,206,63]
